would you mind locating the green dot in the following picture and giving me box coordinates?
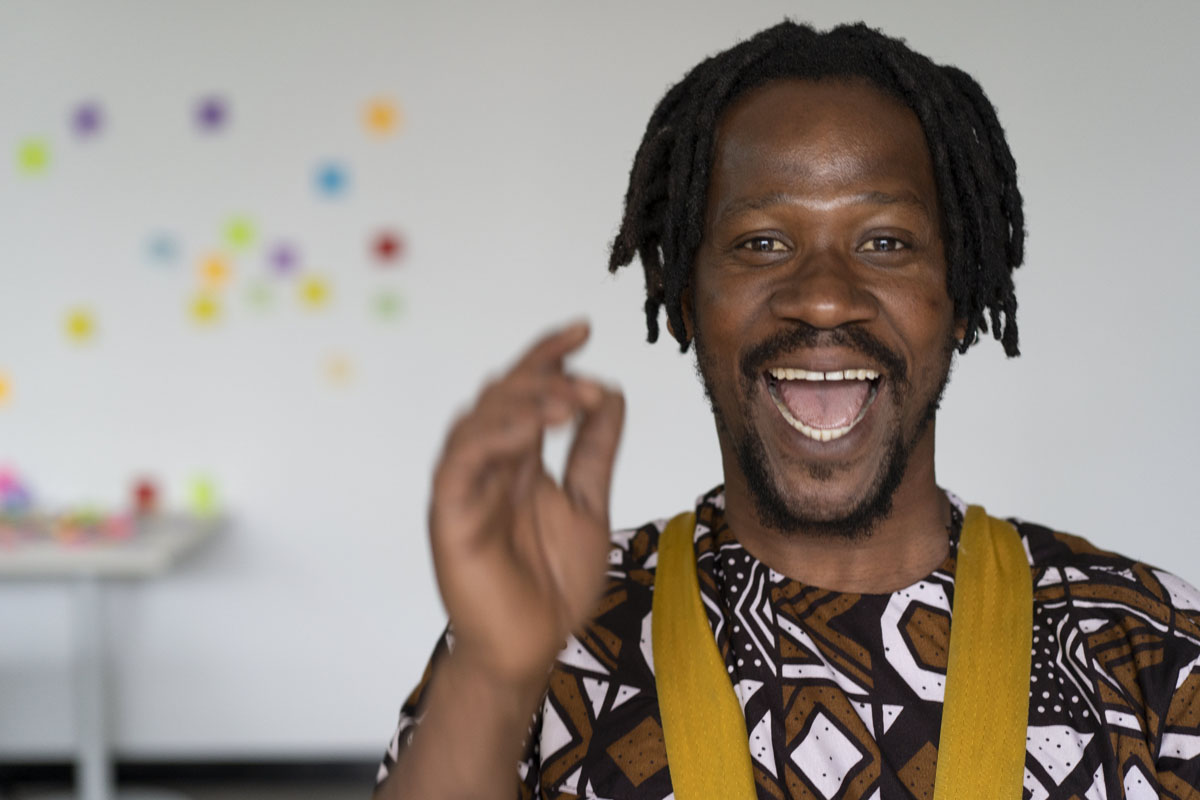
[224,215,256,250]
[17,138,50,175]
[246,281,272,310]
[374,289,405,320]
[189,476,218,517]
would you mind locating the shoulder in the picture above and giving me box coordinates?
[605,488,726,581]
[606,517,666,586]
[1013,516,1200,650]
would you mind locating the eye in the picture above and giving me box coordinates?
[858,237,909,253]
[738,237,788,253]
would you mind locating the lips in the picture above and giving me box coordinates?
[765,367,881,442]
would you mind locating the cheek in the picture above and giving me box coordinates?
[694,266,768,337]
[896,278,956,341]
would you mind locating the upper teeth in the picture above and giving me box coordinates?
[767,367,879,382]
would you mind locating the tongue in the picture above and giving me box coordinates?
[777,379,870,429]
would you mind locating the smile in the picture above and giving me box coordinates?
[765,367,881,442]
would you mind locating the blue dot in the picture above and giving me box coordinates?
[146,232,179,264]
[314,161,349,197]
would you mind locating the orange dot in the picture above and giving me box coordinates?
[364,98,402,136]
[200,254,232,289]
[326,355,353,384]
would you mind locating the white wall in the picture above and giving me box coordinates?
[0,0,1196,758]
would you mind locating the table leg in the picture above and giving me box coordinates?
[75,575,113,800]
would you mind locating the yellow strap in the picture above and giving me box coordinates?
[933,505,1033,800]
[653,505,1033,800]
[653,511,757,799]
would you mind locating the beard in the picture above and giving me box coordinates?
[694,323,955,541]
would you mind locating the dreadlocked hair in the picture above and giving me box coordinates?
[608,21,1025,357]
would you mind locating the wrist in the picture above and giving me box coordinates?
[444,643,551,717]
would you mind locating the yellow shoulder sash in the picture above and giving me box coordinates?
[651,505,1032,799]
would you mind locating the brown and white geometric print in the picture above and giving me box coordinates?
[377,488,1200,799]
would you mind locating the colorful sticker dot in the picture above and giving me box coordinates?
[188,475,218,516]
[314,161,348,197]
[0,372,10,406]
[132,478,158,515]
[267,241,299,276]
[373,290,405,320]
[326,355,353,384]
[224,215,256,250]
[72,101,103,138]
[299,275,331,308]
[372,230,405,264]
[199,254,232,289]
[64,308,96,342]
[246,281,272,309]
[146,231,180,264]
[364,98,402,136]
[195,96,228,132]
[17,138,50,175]
[189,292,221,324]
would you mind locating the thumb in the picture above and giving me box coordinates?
[563,387,625,520]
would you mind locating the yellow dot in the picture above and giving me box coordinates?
[0,372,10,406]
[299,275,331,309]
[64,308,96,342]
[364,98,402,136]
[190,292,221,324]
[199,254,232,289]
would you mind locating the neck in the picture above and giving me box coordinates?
[720,435,951,594]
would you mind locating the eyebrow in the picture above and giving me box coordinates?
[717,190,931,221]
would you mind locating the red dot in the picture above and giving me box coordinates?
[133,479,158,515]
[372,231,405,264]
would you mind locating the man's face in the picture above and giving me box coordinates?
[689,78,963,538]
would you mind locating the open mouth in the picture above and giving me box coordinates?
[765,367,881,442]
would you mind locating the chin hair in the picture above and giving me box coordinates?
[738,431,907,541]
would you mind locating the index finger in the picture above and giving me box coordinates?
[509,319,591,376]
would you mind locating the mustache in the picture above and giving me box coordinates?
[739,324,908,388]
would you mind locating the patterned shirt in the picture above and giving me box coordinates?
[378,487,1200,798]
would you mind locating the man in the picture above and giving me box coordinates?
[373,21,1200,800]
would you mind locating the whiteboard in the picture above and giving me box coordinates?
[0,0,1196,757]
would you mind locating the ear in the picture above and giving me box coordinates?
[953,317,969,347]
[670,285,695,343]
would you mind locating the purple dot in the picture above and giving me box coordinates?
[268,242,298,276]
[72,102,103,138]
[196,96,228,131]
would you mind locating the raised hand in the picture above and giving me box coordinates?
[429,321,625,687]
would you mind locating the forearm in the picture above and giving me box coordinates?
[374,652,547,800]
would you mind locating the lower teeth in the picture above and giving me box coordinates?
[768,381,877,442]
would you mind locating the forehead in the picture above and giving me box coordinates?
[708,78,938,216]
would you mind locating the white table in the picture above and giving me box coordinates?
[0,514,222,800]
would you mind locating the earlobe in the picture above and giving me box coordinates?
[953,318,969,346]
[672,290,695,344]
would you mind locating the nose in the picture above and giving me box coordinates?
[768,247,878,330]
